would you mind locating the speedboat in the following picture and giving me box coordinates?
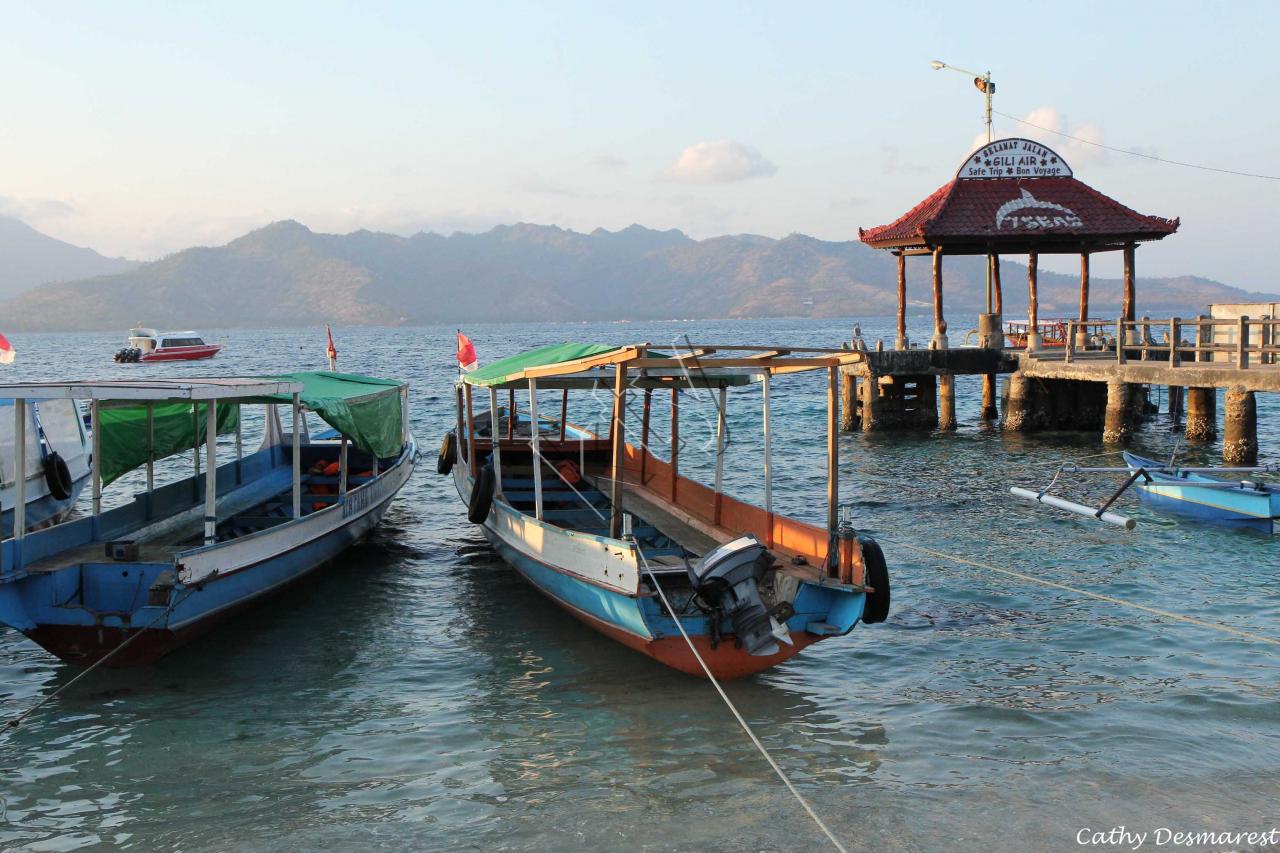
[1,397,92,537]
[0,371,416,665]
[440,342,890,680]
[115,328,222,362]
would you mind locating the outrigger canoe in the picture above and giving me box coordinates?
[441,342,890,681]
[0,372,416,665]
[1123,451,1280,533]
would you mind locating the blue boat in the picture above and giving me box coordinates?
[0,372,416,665]
[442,342,890,681]
[1123,451,1280,533]
[1,397,92,537]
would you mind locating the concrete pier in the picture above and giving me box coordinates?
[840,373,858,431]
[938,375,956,431]
[1184,387,1216,442]
[1003,373,1032,432]
[1223,387,1258,465]
[981,374,998,421]
[1103,379,1134,444]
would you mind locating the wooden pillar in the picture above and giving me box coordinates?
[981,374,998,421]
[1026,249,1040,350]
[669,387,679,502]
[895,252,907,348]
[639,387,652,484]
[609,366,628,538]
[938,374,956,431]
[1103,379,1133,445]
[826,366,839,533]
[1185,387,1216,442]
[1122,242,1136,323]
[1078,252,1090,347]
[761,372,773,528]
[1223,386,1257,465]
[991,254,1003,314]
[840,372,858,431]
[930,247,947,347]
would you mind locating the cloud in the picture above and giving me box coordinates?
[664,140,777,184]
[590,154,628,169]
[0,195,77,222]
[977,106,1108,165]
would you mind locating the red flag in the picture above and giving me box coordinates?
[325,324,338,363]
[456,330,477,372]
[0,331,14,365]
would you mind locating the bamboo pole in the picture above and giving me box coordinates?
[762,371,773,544]
[826,367,839,533]
[609,365,628,539]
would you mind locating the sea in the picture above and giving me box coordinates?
[1,318,1277,852]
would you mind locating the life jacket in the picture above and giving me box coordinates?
[556,459,581,485]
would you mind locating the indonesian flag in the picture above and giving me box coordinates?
[326,324,338,363]
[456,330,477,372]
[0,332,14,365]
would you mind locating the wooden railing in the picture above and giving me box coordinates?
[1059,315,1280,369]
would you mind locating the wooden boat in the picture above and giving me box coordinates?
[0,372,416,665]
[440,342,889,680]
[1004,319,1112,349]
[1123,451,1280,533]
[115,328,222,362]
[2,397,92,537]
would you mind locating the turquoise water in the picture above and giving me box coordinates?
[0,319,1277,851]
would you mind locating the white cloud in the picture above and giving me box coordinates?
[665,140,777,184]
[975,106,1108,166]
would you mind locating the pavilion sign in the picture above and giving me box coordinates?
[958,138,1072,180]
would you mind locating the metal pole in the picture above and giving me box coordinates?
[13,400,26,543]
[204,401,217,544]
[984,71,993,144]
[488,387,503,499]
[528,378,543,521]
[291,393,302,518]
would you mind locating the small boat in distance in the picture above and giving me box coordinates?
[1123,451,1280,533]
[115,327,222,362]
[441,342,890,681]
[1,397,92,537]
[0,371,416,665]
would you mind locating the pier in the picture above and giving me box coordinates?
[846,137,1274,463]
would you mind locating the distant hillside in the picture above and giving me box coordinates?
[1,220,1273,330]
[0,216,137,301]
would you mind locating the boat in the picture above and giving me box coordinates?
[440,342,890,680]
[1122,451,1280,532]
[115,328,222,362]
[1004,319,1113,349]
[0,371,416,665]
[1,397,93,537]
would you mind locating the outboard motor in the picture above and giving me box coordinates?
[687,535,791,656]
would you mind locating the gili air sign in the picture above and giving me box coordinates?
[958,138,1072,180]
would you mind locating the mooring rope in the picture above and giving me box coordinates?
[881,538,1280,649]
[6,587,199,730]
[633,548,848,853]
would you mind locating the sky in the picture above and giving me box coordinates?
[2,0,1279,287]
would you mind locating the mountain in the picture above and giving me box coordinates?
[1,220,1273,331]
[0,216,138,301]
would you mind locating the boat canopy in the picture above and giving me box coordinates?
[99,402,240,485]
[459,342,867,390]
[255,371,407,459]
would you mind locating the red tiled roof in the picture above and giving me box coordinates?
[859,176,1178,251]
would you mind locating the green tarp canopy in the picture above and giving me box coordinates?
[97,371,406,486]
[463,343,623,387]
[99,402,240,486]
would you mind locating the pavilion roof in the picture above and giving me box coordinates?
[859,139,1179,254]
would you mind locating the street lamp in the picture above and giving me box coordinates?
[930,60,995,144]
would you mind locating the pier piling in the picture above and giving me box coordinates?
[1184,387,1216,442]
[938,375,957,431]
[1003,373,1031,432]
[1223,386,1258,465]
[981,374,998,420]
[1103,379,1134,444]
[840,372,858,431]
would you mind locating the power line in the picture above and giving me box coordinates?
[993,109,1280,181]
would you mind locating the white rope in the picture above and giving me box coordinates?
[883,538,1280,649]
[634,547,848,853]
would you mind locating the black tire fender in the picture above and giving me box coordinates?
[437,431,457,475]
[44,451,74,501]
[859,536,890,624]
[467,463,496,524]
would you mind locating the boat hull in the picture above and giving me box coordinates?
[1124,452,1279,533]
[0,470,91,538]
[140,344,222,361]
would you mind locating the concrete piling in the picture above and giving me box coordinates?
[981,374,998,420]
[1184,387,1216,442]
[938,375,957,431]
[1223,386,1258,465]
[840,372,858,432]
[1103,379,1133,444]
[1003,373,1031,432]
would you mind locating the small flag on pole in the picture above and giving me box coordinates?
[456,330,477,372]
[326,324,338,369]
[0,332,14,365]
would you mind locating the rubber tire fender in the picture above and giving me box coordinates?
[44,451,74,501]
[437,431,457,475]
[467,463,496,524]
[859,536,890,624]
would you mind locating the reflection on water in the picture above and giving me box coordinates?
[1,319,1278,851]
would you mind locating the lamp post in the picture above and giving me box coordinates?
[930,60,995,143]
